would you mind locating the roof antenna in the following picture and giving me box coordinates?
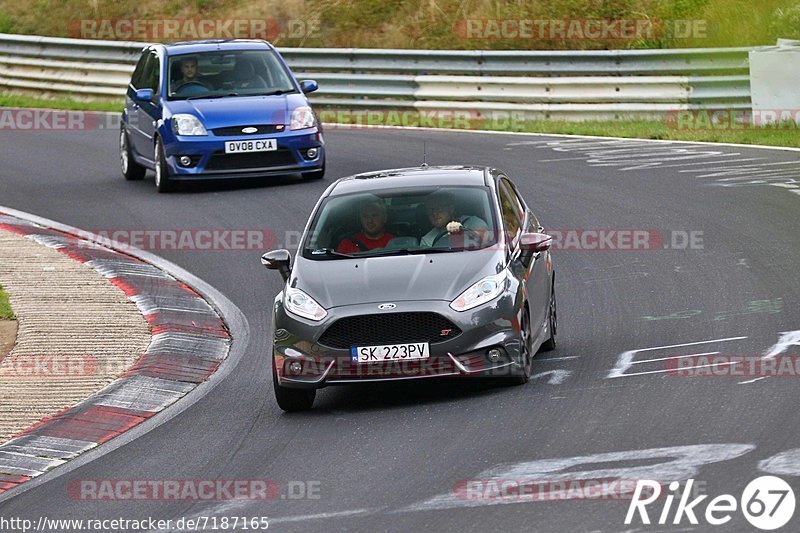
[421,140,428,168]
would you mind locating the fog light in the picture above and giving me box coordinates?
[306,147,318,159]
[487,348,502,362]
[288,361,303,375]
[179,155,192,166]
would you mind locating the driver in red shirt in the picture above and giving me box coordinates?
[337,197,395,253]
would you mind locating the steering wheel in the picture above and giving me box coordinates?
[431,226,482,247]
[175,80,212,95]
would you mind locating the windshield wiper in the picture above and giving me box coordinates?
[308,248,357,258]
[253,89,296,96]
[367,247,458,257]
[186,92,239,100]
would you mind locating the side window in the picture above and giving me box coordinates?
[498,184,522,244]
[500,178,525,220]
[130,52,150,89]
[145,52,161,92]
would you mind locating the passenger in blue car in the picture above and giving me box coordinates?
[233,60,268,90]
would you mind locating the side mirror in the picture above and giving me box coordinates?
[519,232,552,253]
[299,80,318,94]
[134,88,154,102]
[261,249,292,281]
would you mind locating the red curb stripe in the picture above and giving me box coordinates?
[108,277,140,297]
[32,406,153,444]
[0,474,31,494]
[0,223,33,235]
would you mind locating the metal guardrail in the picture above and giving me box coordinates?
[0,32,754,121]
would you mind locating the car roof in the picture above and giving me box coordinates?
[329,166,491,196]
[161,40,273,55]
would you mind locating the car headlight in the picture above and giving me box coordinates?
[284,287,327,321]
[171,114,207,136]
[450,271,507,312]
[290,106,316,130]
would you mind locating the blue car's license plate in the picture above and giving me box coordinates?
[224,138,277,154]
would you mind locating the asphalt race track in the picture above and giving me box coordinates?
[1,124,800,532]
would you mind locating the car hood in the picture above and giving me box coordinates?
[166,93,307,129]
[291,249,505,308]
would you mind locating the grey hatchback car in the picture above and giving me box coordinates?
[261,166,557,411]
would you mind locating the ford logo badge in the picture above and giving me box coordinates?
[378,303,396,310]
[242,127,258,134]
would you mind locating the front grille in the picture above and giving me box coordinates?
[211,124,285,136]
[205,149,296,171]
[318,312,462,349]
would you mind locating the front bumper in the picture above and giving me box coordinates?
[162,128,324,179]
[271,296,524,389]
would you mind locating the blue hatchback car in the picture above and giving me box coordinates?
[120,40,325,192]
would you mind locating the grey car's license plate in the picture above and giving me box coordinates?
[350,343,430,363]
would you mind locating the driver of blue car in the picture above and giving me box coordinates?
[175,56,201,89]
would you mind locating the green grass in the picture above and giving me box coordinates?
[0,0,798,49]
[0,94,122,113]
[0,284,14,321]
[501,119,800,148]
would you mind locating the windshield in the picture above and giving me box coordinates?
[302,186,499,260]
[167,50,296,100]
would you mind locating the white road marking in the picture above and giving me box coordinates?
[531,370,572,385]
[613,361,738,378]
[269,509,376,524]
[738,376,769,385]
[763,330,800,359]
[402,444,755,512]
[628,351,719,365]
[509,136,800,196]
[607,337,747,378]
[642,156,766,170]
[759,448,800,476]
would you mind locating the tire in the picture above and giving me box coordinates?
[302,161,325,180]
[154,137,175,193]
[540,282,557,352]
[272,361,316,412]
[120,127,146,181]
[509,306,533,385]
